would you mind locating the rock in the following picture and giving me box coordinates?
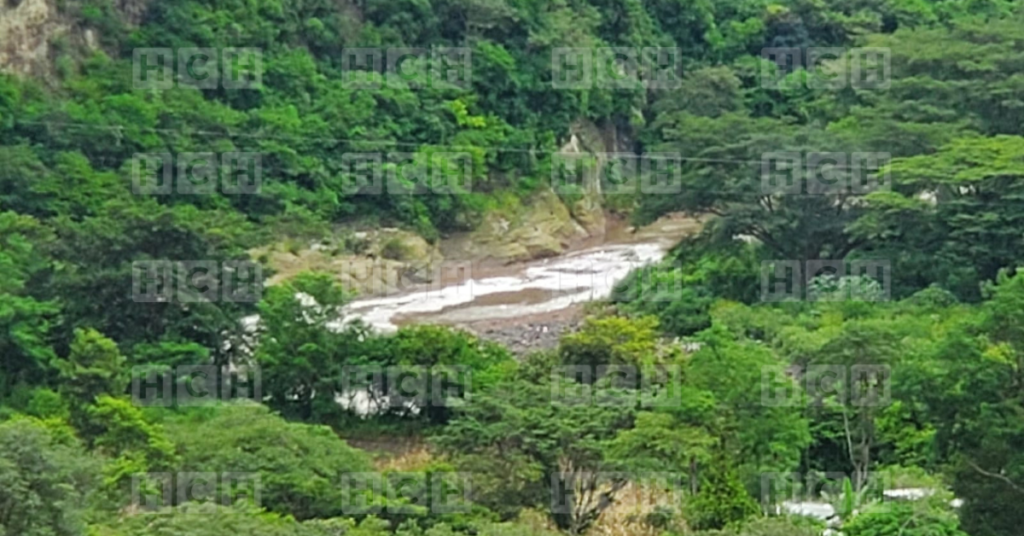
[254,228,443,297]
[372,229,438,267]
[441,186,592,265]
[1,0,71,77]
[572,194,606,236]
[436,118,624,265]
[471,319,579,356]
[1,0,147,78]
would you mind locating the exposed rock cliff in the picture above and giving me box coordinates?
[2,0,76,77]
[0,0,147,78]
[439,119,628,265]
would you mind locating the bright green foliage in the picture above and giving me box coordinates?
[390,325,512,371]
[163,403,373,519]
[45,200,258,365]
[4,0,1024,534]
[86,396,179,509]
[699,516,823,536]
[842,498,969,536]
[685,457,760,531]
[410,519,565,536]
[92,503,334,536]
[686,326,811,488]
[607,411,715,476]
[23,388,72,420]
[922,270,1024,536]
[387,324,515,424]
[434,378,636,533]
[558,315,660,368]
[853,135,1024,300]
[255,271,366,420]
[613,236,761,335]
[56,328,128,408]
[95,510,568,536]
[708,300,942,477]
[0,211,58,395]
[687,283,1024,536]
[632,10,1024,306]
[256,275,514,423]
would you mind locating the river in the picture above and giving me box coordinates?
[339,215,699,337]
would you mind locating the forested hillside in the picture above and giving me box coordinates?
[3,0,1024,534]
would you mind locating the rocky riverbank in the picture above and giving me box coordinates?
[255,184,607,298]
[460,305,586,355]
[255,184,702,352]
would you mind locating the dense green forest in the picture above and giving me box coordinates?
[3,0,1024,534]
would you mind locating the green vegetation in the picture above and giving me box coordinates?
[4,0,1024,534]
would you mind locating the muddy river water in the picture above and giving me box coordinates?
[340,215,700,333]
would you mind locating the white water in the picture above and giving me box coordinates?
[339,242,668,332]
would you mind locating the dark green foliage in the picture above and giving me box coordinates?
[686,459,760,531]
[0,418,98,536]
[163,403,374,519]
[5,0,1024,535]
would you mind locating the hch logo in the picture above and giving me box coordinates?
[761,260,891,302]
[549,472,684,514]
[339,153,474,195]
[760,471,893,508]
[761,152,890,195]
[132,472,262,511]
[339,471,472,514]
[761,364,892,407]
[133,48,262,89]
[552,48,682,89]
[132,260,262,303]
[340,48,472,90]
[552,153,683,195]
[131,365,261,407]
[132,153,261,195]
[339,365,473,410]
[550,365,683,408]
[761,47,890,90]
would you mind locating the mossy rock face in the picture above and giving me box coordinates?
[253,228,443,296]
[333,257,408,297]
[253,116,618,280]
[569,119,607,153]
[368,229,437,267]
[441,187,593,265]
[561,119,610,238]
[571,189,606,236]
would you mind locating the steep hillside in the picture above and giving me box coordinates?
[4,1,1024,535]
